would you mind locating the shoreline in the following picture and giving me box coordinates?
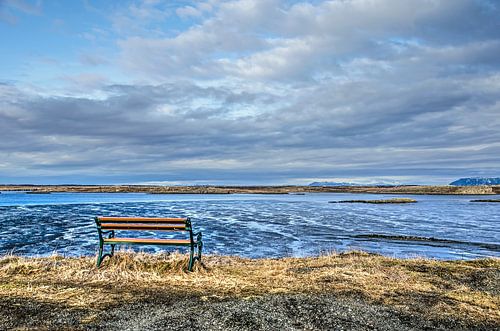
[1,184,499,195]
[1,252,498,330]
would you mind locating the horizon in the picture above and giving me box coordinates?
[1,0,499,185]
[2,176,500,187]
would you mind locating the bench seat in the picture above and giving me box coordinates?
[101,223,188,231]
[98,217,189,223]
[103,237,192,245]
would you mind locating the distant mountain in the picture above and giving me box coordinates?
[309,182,359,187]
[308,181,397,187]
[449,177,500,186]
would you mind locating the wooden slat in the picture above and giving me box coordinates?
[100,223,187,231]
[103,237,192,246]
[98,217,188,223]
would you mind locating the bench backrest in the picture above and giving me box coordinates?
[95,216,192,232]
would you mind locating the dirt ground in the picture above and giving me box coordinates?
[2,292,498,330]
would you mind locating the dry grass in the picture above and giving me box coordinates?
[1,184,498,195]
[331,198,417,203]
[0,251,499,325]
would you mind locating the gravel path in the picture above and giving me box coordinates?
[2,293,498,330]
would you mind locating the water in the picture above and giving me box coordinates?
[0,192,499,260]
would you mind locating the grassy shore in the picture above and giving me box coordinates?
[1,184,499,195]
[330,198,417,204]
[1,252,499,330]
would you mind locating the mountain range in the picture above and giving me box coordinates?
[449,178,500,186]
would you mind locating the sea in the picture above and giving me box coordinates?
[0,191,499,260]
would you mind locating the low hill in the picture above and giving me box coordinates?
[450,177,500,186]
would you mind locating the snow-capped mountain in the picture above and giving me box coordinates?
[449,178,500,186]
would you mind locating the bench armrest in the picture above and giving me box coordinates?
[193,231,202,244]
[100,229,115,239]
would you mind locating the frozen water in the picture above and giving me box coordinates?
[0,192,498,259]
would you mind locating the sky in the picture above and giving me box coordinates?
[0,0,499,185]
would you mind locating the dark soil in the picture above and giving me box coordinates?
[1,293,498,330]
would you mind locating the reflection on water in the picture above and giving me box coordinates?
[0,192,499,260]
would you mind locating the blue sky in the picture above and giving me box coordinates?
[1,0,499,185]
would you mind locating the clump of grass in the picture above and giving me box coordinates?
[0,251,498,325]
[330,198,417,203]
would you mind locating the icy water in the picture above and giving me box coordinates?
[0,192,499,260]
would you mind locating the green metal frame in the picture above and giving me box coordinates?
[94,216,203,271]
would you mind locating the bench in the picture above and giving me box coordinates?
[94,216,203,271]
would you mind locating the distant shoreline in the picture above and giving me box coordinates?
[1,184,499,195]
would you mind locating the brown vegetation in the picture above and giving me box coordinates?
[0,252,498,329]
[330,198,417,204]
[1,184,499,195]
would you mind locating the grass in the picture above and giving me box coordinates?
[0,251,499,326]
[330,198,417,203]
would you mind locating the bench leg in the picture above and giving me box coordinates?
[97,230,115,268]
[197,241,203,262]
[97,241,104,267]
[196,232,203,264]
[97,243,115,268]
[188,245,195,271]
[187,239,203,272]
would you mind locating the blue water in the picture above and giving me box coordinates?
[0,192,499,260]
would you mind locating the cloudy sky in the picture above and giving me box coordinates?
[0,0,499,185]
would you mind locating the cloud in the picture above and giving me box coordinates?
[79,53,109,66]
[116,0,500,83]
[2,66,500,183]
[60,73,109,91]
[2,0,41,15]
[0,0,41,24]
[2,0,500,184]
[176,5,202,19]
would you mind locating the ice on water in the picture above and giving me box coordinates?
[0,192,499,259]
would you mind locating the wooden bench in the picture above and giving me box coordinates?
[94,216,203,271]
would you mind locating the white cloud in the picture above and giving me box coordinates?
[2,0,500,183]
[176,5,202,19]
[114,0,500,85]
